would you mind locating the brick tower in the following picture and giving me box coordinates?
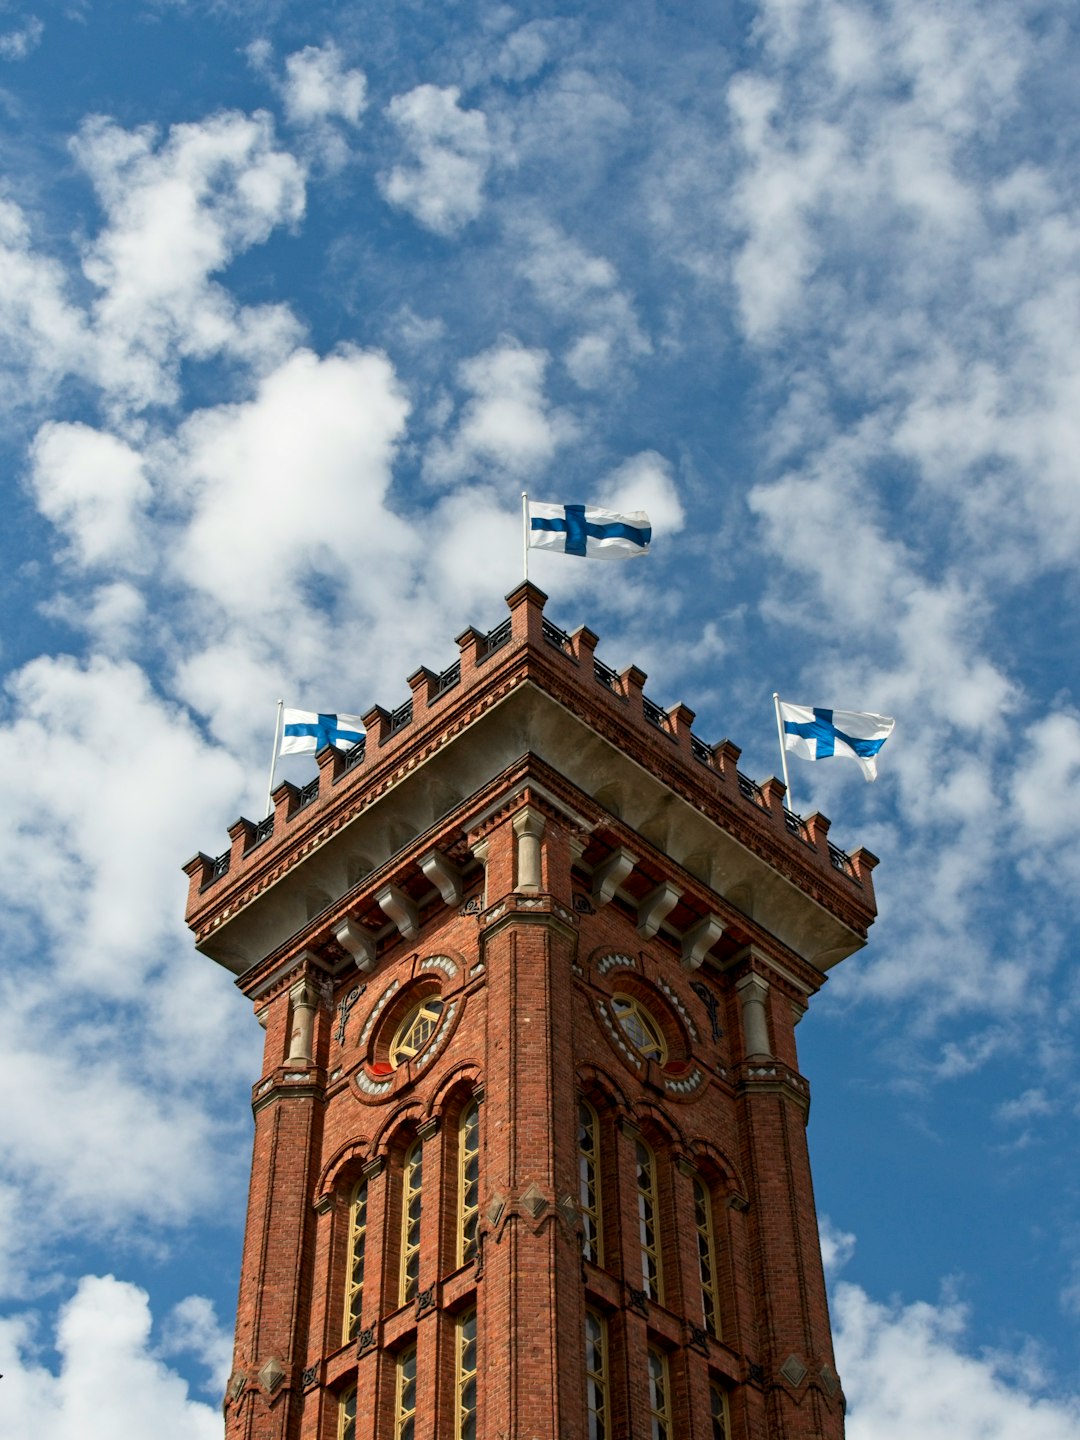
[184,582,878,1440]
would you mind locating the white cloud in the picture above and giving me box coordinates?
[595,450,684,538]
[836,1281,1080,1439]
[0,1277,222,1440]
[282,42,367,127]
[0,15,43,60]
[161,1294,233,1396]
[71,109,306,411]
[995,1088,1053,1125]
[509,68,631,177]
[41,579,148,652]
[490,19,565,82]
[0,198,90,401]
[29,422,150,569]
[0,653,246,987]
[381,85,493,236]
[512,219,650,388]
[169,345,411,624]
[0,981,236,1241]
[1009,713,1080,866]
[424,338,575,484]
[819,1215,857,1279]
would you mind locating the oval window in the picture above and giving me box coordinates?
[611,994,668,1063]
[389,996,445,1067]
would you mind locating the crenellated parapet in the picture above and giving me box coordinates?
[184,582,878,982]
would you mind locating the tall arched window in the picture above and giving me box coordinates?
[455,1307,478,1439]
[400,1138,423,1304]
[709,1380,731,1440]
[647,1348,671,1440]
[395,1345,417,1440]
[578,1099,603,1265]
[339,1386,356,1440]
[635,1137,663,1301]
[693,1175,719,1338]
[343,1179,367,1341]
[458,1100,480,1267]
[585,1309,608,1440]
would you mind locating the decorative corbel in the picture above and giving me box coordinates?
[681,914,725,971]
[637,881,682,938]
[375,883,420,941]
[591,847,638,908]
[334,917,377,972]
[419,848,463,907]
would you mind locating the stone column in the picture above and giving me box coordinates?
[736,973,772,1058]
[512,805,545,891]
[286,977,319,1066]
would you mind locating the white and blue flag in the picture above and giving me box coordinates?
[280,709,365,757]
[779,702,895,782]
[528,500,651,559]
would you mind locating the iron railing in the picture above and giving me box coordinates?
[481,617,512,658]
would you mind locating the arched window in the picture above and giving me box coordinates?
[647,1348,671,1440]
[343,1179,367,1341]
[339,1386,356,1440]
[395,1345,417,1440]
[612,994,667,1063]
[400,1138,423,1304]
[585,1309,608,1440]
[455,1307,478,1439]
[458,1100,480,1266]
[709,1380,731,1440]
[635,1137,663,1301]
[390,997,445,1067]
[693,1175,720,1338]
[578,1099,603,1265]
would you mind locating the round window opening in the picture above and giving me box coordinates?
[389,996,445,1067]
[611,994,668,1064]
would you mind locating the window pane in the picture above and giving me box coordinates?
[459,1102,481,1266]
[710,1381,731,1440]
[585,1310,608,1440]
[612,995,667,1062]
[648,1349,670,1440]
[400,1141,423,1304]
[339,1387,356,1440]
[391,997,445,1066]
[396,1345,417,1440]
[344,1180,367,1341]
[578,1100,603,1265]
[635,1140,662,1300]
[457,1308,478,1440]
[694,1176,719,1339]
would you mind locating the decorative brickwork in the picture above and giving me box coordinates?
[185,583,878,1439]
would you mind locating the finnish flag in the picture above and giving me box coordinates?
[280,709,365,757]
[779,703,895,782]
[528,500,651,559]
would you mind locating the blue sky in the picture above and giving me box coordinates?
[1,0,1079,1434]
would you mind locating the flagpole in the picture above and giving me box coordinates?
[773,692,794,814]
[265,699,284,818]
[521,491,529,582]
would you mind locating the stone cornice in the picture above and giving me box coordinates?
[185,585,877,981]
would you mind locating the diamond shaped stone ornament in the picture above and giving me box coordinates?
[780,1354,808,1387]
[258,1357,286,1394]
